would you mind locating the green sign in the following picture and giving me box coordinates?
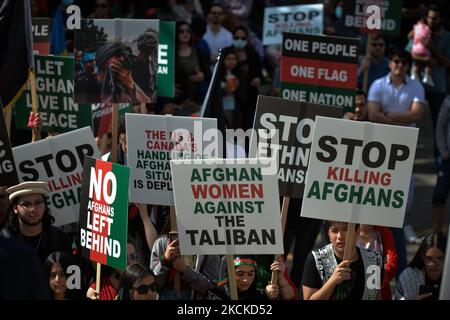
[15,55,92,133]
[157,21,175,98]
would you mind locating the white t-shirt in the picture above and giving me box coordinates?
[203,25,233,58]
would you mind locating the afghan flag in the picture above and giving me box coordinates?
[79,156,130,270]
[0,0,34,110]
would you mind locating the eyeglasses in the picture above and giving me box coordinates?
[392,59,408,66]
[234,37,247,40]
[127,252,139,262]
[179,29,191,34]
[135,282,158,294]
[96,3,108,8]
[210,11,223,15]
[423,256,444,265]
[371,43,384,47]
[18,199,45,210]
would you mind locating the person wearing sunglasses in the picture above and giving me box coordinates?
[118,263,159,300]
[357,34,389,90]
[395,231,446,300]
[1,181,72,264]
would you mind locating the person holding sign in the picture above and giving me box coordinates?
[302,221,383,300]
[395,231,446,300]
[1,181,72,264]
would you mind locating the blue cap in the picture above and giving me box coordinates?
[83,53,95,62]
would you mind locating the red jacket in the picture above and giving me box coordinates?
[376,226,398,300]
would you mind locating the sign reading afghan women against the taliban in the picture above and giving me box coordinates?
[301,117,418,228]
[170,158,284,255]
[126,113,217,206]
[280,32,359,112]
[251,95,342,198]
[13,127,99,226]
[79,156,130,271]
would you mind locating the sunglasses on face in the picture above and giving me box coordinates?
[135,282,158,294]
[423,256,444,265]
[128,252,139,262]
[18,199,45,210]
[234,36,247,40]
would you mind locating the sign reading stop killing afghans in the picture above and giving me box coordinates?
[343,0,403,37]
[12,127,100,226]
[79,156,130,270]
[170,158,283,255]
[251,96,342,198]
[301,117,418,228]
[0,110,18,186]
[15,55,92,133]
[280,32,359,112]
[126,113,217,206]
[263,4,323,45]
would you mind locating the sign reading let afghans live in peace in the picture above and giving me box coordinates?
[301,117,418,228]
[170,158,283,255]
[280,33,359,112]
[263,4,323,45]
[15,55,92,133]
[12,127,99,226]
[79,156,130,271]
[343,0,403,37]
[126,114,217,206]
[0,110,18,187]
[251,96,342,198]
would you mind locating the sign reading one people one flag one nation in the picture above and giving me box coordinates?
[301,117,418,228]
[343,0,403,37]
[263,4,323,45]
[0,110,19,186]
[15,55,92,133]
[79,156,130,270]
[12,127,100,226]
[251,95,342,198]
[126,113,217,206]
[280,32,359,112]
[32,18,51,55]
[170,158,284,255]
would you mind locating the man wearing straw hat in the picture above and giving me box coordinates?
[0,181,71,263]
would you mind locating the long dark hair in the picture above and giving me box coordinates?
[118,263,156,300]
[409,232,447,270]
[43,251,76,299]
[7,195,55,234]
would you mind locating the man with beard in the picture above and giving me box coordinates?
[0,181,71,264]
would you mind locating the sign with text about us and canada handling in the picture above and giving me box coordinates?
[343,0,403,37]
[263,4,323,45]
[0,110,18,186]
[251,95,343,198]
[301,117,418,228]
[79,156,130,271]
[15,55,92,133]
[157,21,175,98]
[12,127,100,227]
[170,158,283,255]
[126,113,217,206]
[280,32,359,113]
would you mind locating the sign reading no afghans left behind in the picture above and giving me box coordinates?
[280,33,359,112]
[301,117,418,228]
[126,113,217,206]
[12,127,100,227]
[251,95,342,198]
[170,158,284,255]
[79,156,130,271]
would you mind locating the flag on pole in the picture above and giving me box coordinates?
[0,0,34,110]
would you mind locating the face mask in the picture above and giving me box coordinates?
[335,6,343,19]
[233,39,247,49]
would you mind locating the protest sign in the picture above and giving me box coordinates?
[15,55,92,133]
[343,0,403,36]
[263,4,323,45]
[126,113,217,206]
[74,19,159,104]
[157,21,175,98]
[79,156,129,270]
[32,18,51,54]
[301,117,418,228]
[170,158,284,255]
[0,110,18,186]
[12,127,100,226]
[91,103,132,137]
[251,95,342,198]
[280,32,359,112]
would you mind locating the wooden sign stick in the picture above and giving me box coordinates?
[226,255,239,300]
[170,206,181,298]
[30,70,41,141]
[4,108,12,137]
[343,222,357,261]
[271,196,290,286]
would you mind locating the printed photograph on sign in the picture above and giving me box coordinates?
[301,116,419,228]
[74,19,159,104]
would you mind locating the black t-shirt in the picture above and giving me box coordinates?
[302,248,366,300]
[424,275,441,301]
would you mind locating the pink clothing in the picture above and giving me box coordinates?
[412,21,431,57]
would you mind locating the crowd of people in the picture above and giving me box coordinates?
[1,0,450,301]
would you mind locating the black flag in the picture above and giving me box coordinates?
[0,0,34,110]
[200,50,226,157]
